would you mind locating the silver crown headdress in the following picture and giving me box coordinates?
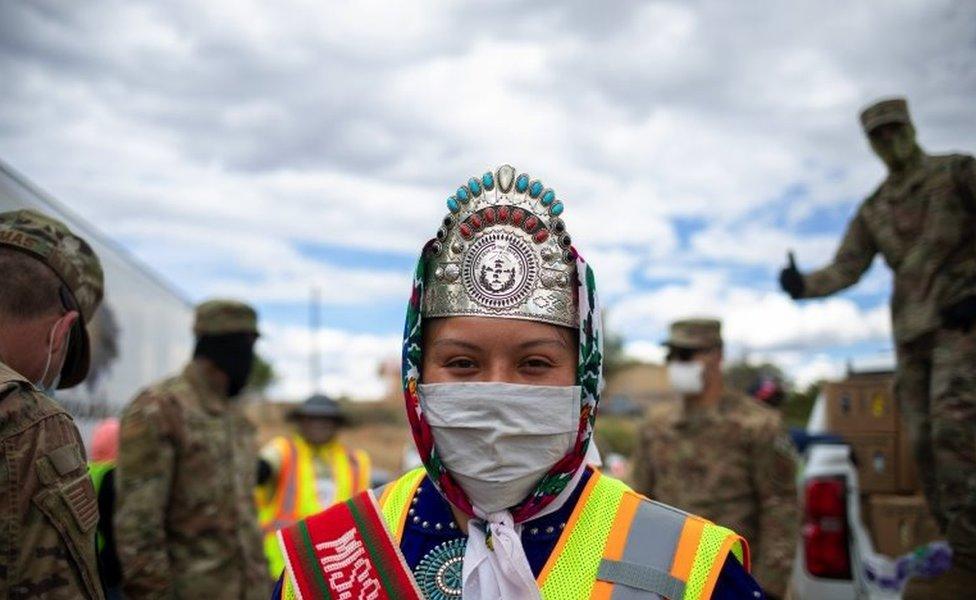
[423,165,578,328]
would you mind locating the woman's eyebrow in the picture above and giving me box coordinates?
[430,338,481,351]
[517,338,568,350]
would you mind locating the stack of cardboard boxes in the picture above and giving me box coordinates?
[823,372,941,557]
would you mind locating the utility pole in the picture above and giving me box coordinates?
[310,286,321,394]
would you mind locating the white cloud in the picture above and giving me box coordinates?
[581,246,642,299]
[724,293,890,351]
[258,323,400,401]
[114,221,410,304]
[623,340,667,364]
[689,224,839,269]
[747,350,847,389]
[608,273,891,352]
[1,0,972,397]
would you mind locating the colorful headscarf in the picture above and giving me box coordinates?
[401,242,603,523]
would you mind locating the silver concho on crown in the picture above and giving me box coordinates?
[423,164,578,328]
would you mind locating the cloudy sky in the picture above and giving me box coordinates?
[2,0,974,400]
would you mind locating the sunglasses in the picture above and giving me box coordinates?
[666,347,709,362]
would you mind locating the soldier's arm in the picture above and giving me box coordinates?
[952,154,976,212]
[628,422,656,496]
[750,415,800,599]
[0,389,104,599]
[114,391,177,598]
[801,208,877,298]
[256,438,285,503]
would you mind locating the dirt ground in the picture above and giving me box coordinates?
[339,423,413,476]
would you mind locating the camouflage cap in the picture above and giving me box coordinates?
[663,318,722,350]
[0,209,104,388]
[860,97,912,133]
[193,299,259,337]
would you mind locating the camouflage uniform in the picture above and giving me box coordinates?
[631,320,799,598]
[0,209,105,599]
[114,301,269,599]
[798,99,976,568]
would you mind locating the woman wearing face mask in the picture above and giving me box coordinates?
[272,166,760,600]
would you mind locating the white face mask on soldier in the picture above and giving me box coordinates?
[418,381,579,514]
[667,360,705,395]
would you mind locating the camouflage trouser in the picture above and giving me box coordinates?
[896,326,976,569]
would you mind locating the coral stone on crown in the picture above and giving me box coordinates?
[424,165,578,328]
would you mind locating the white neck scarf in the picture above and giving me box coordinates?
[458,457,593,600]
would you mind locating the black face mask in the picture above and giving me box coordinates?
[194,333,257,397]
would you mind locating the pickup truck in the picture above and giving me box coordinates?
[789,387,950,599]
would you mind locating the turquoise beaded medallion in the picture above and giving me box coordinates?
[415,538,465,599]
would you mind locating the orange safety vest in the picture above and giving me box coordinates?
[282,467,749,599]
[258,436,371,577]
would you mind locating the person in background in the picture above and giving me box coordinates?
[632,318,799,599]
[271,165,760,599]
[779,96,976,596]
[88,418,123,599]
[0,209,105,599]
[256,393,371,578]
[114,299,269,599]
[751,375,785,409]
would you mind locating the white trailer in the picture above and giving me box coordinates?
[0,158,193,445]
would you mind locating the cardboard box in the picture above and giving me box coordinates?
[867,494,942,557]
[825,381,898,434]
[897,425,920,493]
[859,494,872,530]
[846,432,899,493]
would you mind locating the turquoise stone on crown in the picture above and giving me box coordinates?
[529,180,543,198]
[426,164,578,329]
[445,167,568,222]
[445,167,570,226]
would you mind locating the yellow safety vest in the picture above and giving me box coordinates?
[88,461,114,552]
[281,467,749,599]
[258,436,371,578]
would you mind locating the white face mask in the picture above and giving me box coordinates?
[35,320,68,396]
[418,381,579,514]
[667,360,704,395]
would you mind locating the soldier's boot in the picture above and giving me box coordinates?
[903,563,976,600]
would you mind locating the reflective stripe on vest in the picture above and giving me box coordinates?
[260,437,373,579]
[264,437,299,533]
[591,496,749,599]
[378,468,749,600]
[261,437,372,534]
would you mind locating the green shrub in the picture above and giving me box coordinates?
[595,416,639,457]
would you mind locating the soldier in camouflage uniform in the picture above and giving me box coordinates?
[114,300,269,599]
[0,209,105,599]
[780,97,976,594]
[631,319,799,599]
